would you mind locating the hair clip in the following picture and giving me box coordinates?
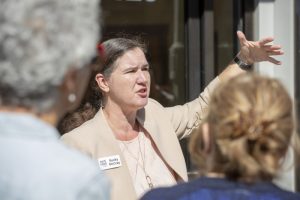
[97,43,105,60]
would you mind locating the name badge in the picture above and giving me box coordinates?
[98,155,122,170]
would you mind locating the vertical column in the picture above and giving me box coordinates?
[273,0,296,191]
[254,0,296,192]
[254,0,275,76]
[185,0,201,101]
[202,0,215,86]
[169,0,185,104]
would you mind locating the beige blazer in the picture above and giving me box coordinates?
[61,77,219,200]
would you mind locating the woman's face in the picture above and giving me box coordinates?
[106,47,151,112]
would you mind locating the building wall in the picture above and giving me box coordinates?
[254,0,296,191]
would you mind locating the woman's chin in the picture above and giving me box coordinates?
[135,99,148,109]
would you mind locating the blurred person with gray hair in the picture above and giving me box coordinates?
[0,0,110,199]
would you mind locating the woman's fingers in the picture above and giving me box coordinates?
[259,37,274,45]
[263,45,282,51]
[267,56,282,65]
[237,31,247,46]
[267,50,284,56]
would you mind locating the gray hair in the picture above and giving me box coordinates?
[0,0,100,111]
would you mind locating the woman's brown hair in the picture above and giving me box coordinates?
[59,37,147,134]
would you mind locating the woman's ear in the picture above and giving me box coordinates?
[95,73,109,93]
[202,122,212,154]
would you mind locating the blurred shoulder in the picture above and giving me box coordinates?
[141,178,202,200]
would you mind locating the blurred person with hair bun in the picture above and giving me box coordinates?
[0,0,110,199]
[141,73,300,200]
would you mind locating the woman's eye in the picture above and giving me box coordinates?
[125,70,135,73]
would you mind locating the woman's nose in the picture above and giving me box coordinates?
[137,71,148,83]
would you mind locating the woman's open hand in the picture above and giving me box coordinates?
[237,31,284,65]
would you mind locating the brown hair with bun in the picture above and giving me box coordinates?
[189,73,298,183]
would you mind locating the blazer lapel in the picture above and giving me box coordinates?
[136,106,188,181]
[91,109,137,200]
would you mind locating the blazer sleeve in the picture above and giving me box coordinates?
[164,76,220,139]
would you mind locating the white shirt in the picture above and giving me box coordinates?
[119,129,176,198]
